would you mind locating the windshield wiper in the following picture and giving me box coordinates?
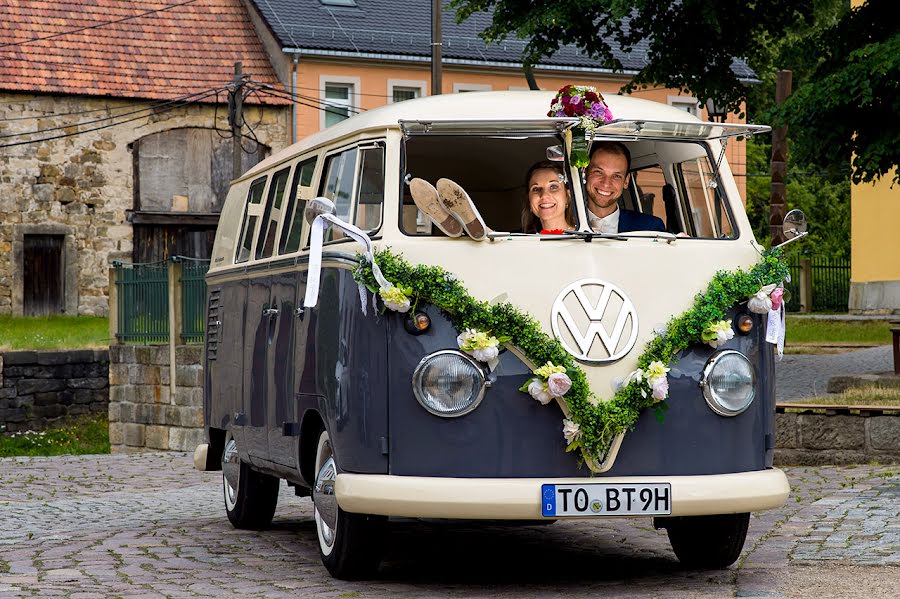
[553,230,628,242]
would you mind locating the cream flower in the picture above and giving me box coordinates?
[379,285,411,313]
[527,379,553,405]
[472,346,499,363]
[562,418,582,444]
[704,320,735,349]
[534,361,566,379]
[457,329,501,363]
[547,372,572,398]
[646,361,670,382]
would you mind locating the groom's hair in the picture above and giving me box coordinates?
[589,140,631,172]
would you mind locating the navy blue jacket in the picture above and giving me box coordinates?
[618,208,666,233]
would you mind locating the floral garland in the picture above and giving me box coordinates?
[353,248,789,466]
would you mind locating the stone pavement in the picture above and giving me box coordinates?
[776,345,893,400]
[0,453,898,598]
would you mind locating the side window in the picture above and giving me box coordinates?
[234,176,267,263]
[279,157,318,254]
[355,145,385,231]
[677,158,735,238]
[321,147,359,224]
[630,166,685,234]
[255,167,291,259]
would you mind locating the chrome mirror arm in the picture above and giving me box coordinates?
[773,229,809,249]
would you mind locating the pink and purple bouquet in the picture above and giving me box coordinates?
[547,84,613,132]
[548,84,613,167]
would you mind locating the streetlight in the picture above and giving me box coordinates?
[705,98,728,123]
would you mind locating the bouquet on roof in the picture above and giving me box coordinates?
[548,85,613,167]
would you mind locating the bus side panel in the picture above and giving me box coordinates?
[205,279,248,442]
[294,264,389,475]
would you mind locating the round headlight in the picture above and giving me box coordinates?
[700,350,756,416]
[412,350,486,417]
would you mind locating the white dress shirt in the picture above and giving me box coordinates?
[588,208,620,234]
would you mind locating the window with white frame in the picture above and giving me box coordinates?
[388,79,426,103]
[668,96,701,118]
[453,82,491,93]
[320,76,360,129]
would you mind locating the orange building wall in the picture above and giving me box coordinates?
[292,59,748,202]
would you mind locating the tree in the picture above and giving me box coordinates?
[452,0,816,117]
[452,0,899,184]
[772,0,900,185]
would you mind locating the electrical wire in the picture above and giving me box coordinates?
[0,87,228,140]
[252,88,359,118]
[0,87,221,149]
[0,0,203,50]
[250,83,364,115]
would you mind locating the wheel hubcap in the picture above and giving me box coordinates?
[222,437,240,511]
[314,435,337,551]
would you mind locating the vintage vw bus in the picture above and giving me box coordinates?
[194,91,798,579]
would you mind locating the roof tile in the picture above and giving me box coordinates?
[0,0,290,104]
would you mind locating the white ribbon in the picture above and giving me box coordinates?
[765,305,786,360]
[304,213,389,311]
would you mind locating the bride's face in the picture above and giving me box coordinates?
[528,168,569,225]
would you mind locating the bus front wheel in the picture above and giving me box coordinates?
[313,428,386,579]
[657,512,750,569]
[222,433,279,529]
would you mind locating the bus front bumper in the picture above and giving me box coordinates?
[335,468,790,519]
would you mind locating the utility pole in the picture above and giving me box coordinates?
[431,0,442,95]
[769,69,792,245]
[230,62,245,180]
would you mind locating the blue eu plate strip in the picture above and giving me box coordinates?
[541,484,556,517]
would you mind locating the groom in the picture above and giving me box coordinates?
[585,141,666,234]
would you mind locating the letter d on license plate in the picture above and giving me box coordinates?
[541,483,672,517]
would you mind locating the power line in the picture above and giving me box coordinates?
[0,87,221,149]
[0,87,227,140]
[250,83,365,115]
[0,0,202,50]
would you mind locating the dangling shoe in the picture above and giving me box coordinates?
[435,178,490,241]
[408,178,463,237]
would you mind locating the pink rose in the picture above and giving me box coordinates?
[770,287,784,310]
[650,377,669,402]
[547,372,572,398]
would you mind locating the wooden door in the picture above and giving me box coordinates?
[24,235,64,316]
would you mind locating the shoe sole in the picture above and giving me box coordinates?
[436,178,487,240]
[409,178,463,237]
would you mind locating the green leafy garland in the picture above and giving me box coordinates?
[353,247,789,466]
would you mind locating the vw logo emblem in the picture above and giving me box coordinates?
[551,279,639,363]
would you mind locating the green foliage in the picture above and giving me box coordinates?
[0,413,110,457]
[770,0,900,185]
[0,316,110,351]
[744,137,850,260]
[786,317,894,345]
[354,248,788,466]
[451,0,817,117]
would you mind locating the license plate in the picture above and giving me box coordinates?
[541,483,672,517]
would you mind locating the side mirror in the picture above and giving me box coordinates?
[545,144,565,162]
[782,209,808,239]
[304,197,336,225]
[774,208,809,249]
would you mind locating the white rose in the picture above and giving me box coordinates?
[562,418,582,444]
[472,346,499,363]
[547,372,572,398]
[650,376,669,402]
[528,379,553,405]
[716,328,735,346]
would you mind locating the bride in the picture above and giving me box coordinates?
[521,160,576,234]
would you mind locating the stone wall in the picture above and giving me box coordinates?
[0,350,109,433]
[775,412,900,465]
[108,344,205,453]
[0,92,289,316]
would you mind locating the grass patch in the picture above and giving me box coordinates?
[0,413,110,457]
[785,317,894,345]
[785,386,900,409]
[0,316,110,351]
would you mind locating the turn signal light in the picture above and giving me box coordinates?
[736,313,754,335]
[404,311,431,335]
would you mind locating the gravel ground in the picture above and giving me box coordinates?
[775,345,893,400]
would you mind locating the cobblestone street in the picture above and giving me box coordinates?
[0,453,897,598]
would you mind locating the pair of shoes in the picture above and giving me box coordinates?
[408,178,489,241]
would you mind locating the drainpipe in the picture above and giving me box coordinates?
[291,53,299,144]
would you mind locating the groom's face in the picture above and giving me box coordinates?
[585,150,630,216]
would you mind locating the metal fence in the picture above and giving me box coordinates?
[113,257,210,344]
[785,255,850,313]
